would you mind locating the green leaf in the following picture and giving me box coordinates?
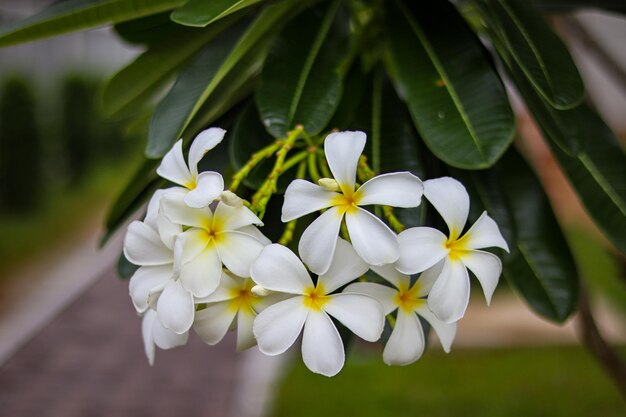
[148,0,303,157]
[256,0,350,138]
[101,21,231,118]
[385,0,515,169]
[171,0,262,27]
[113,12,179,45]
[117,251,139,280]
[483,0,585,109]
[458,149,579,322]
[0,0,186,47]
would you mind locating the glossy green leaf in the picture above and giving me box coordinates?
[458,149,579,322]
[0,0,186,47]
[101,23,229,118]
[256,0,350,138]
[385,0,515,169]
[171,0,262,27]
[148,0,303,157]
[118,252,139,280]
[484,0,585,109]
[113,12,179,45]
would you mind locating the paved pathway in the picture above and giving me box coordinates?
[0,268,244,417]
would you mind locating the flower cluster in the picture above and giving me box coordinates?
[124,128,508,376]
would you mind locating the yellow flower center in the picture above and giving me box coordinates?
[201,216,226,245]
[331,186,362,215]
[445,234,469,261]
[303,283,330,311]
[228,279,259,314]
[393,283,424,313]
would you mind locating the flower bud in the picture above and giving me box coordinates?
[318,178,340,192]
[220,190,244,207]
[251,285,272,297]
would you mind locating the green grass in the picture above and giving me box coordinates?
[273,346,625,417]
[0,159,137,277]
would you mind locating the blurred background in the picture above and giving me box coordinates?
[0,1,625,416]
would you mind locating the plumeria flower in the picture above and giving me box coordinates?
[282,131,423,275]
[160,195,270,301]
[395,177,509,323]
[345,264,456,365]
[193,270,282,352]
[156,127,225,208]
[141,306,189,366]
[250,239,384,377]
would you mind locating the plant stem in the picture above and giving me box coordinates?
[229,140,283,193]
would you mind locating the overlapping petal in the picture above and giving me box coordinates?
[194,302,237,345]
[281,179,338,222]
[428,259,470,323]
[215,201,263,231]
[396,227,448,274]
[179,247,222,297]
[415,306,456,353]
[318,238,368,293]
[345,207,399,266]
[160,195,212,229]
[237,225,272,245]
[423,177,469,240]
[370,264,409,290]
[236,309,256,351]
[217,231,266,278]
[188,127,225,177]
[324,131,366,190]
[301,310,345,377]
[184,171,223,208]
[124,221,172,266]
[323,294,384,342]
[152,315,189,350]
[129,265,172,313]
[251,244,312,294]
[461,250,502,305]
[157,280,194,334]
[461,211,509,252]
[383,310,424,365]
[176,229,209,264]
[298,207,343,275]
[343,282,397,315]
[253,296,309,355]
[356,172,423,207]
[195,270,239,303]
[157,139,192,187]
[141,310,157,366]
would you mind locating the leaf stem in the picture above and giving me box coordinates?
[229,140,284,193]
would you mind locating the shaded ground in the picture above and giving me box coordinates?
[0,269,242,417]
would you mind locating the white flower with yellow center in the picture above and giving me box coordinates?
[161,195,270,300]
[345,264,456,365]
[395,177,509,323]
[281,131,423,274]
[193,270,282,352]
[156,127,225,208]
[250,239,384,377]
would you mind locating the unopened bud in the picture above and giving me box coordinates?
[318,178,340,192]
[251,285,272,297]
[220,190,243,207]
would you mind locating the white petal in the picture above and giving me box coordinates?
[195,270,240,303]
[157,280,195,334]
[184,171,224,208]
[236,308,257,351]
[298,207,343,275]
[395,227,448,274]
[371,264,410,290]
[179,246,222,297]
[462,211,509,252]
[324,294,384,342]
[237,225,272,245]
[253,296,308,355]
[156,139,193,187]
[423,177,469,240]
[416,260,445,297]
[345,207,399,266]
[428,259,470,323]
[281,179,337,222]
[193,301,237,345]
[156,213,182,251]
[217,231,266,278]
[383,310,424,366]
[160,194,213,229]
[250,244,312,294]
[124,221,172,266]
[318,238,369,293]
[415,305,456,353]
[461,250,502,305]
[301,310,345,377]
[146,189,173,226]
[357,172,423,207]
[188,127,226,177]
[176,229,209,264]
[129,265,172,313]
[343,282,398,315]
[324,131,366,190]
[214,201,263,231]
[141,310,157,366]
[152,317,189,350]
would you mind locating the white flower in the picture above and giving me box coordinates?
[160,195,270,299]
[193,270,282,352]
[156,128,225,208]
[141,307,189,366]
[345,264,456,365]
[250,239,384,377]
[282,131,424,274]
[395,177,509,323]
